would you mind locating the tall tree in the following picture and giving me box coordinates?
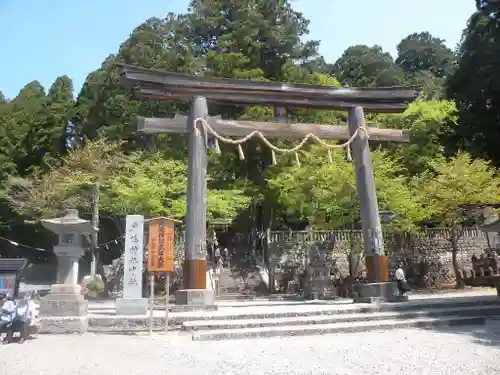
[186,0,319,80]
[446,11,500,165]
[396,32,456,78]
[0,79,70,177]
[333,45,405,87]
[396,32,456,99]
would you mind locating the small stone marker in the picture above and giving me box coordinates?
[116,215,148,315]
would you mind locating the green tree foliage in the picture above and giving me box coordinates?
[0,78,73,181]
[333,45,405,87]
[6,139,125,218]
[416,151,500,279]
[477,0,500,20]
[104,151,250,220]
[73,14,196,146]
[185,0,319,80]
[418,152,500,224]
[268,146,428,233]
[6,139,250,222]
[396,32,456,78]
[396,32,456,99]
[371,99,458,175]
[446,11,500,165]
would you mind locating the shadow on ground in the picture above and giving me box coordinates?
[420,318,500,348]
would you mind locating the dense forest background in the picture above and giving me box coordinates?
[1,0,500,269]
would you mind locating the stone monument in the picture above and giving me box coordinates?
[39,209,94,333]
[115,215,148,315]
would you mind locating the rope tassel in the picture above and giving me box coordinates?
[346,146,352,162]
[294,152,301,167]
[213,138,221,154]
[271,149,277,165]
[237,144,245,160]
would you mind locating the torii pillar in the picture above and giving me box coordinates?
[174,96,215,306]
[349,108,386,278]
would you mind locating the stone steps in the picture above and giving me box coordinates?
[183,297,500,341]
[183,305,500,331]
[190,316,486,341]
[40,293,500,335]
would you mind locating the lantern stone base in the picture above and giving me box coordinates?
[116,297,148,315]
[175,289,215,306]
[40,284,88,317]
[39,284,88,333]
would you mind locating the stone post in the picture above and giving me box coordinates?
[116,215,148,315]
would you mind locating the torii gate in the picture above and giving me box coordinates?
[120,65,420,305]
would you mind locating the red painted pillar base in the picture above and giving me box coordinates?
[365,255,389,282]
[183,259,207,289]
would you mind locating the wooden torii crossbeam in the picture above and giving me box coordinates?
[138,116,410,142]
[120,64,420,305]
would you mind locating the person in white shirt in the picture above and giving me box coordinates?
[214,247,221,266]
[395,263,410,296]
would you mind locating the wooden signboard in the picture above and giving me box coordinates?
[147,218,175,272]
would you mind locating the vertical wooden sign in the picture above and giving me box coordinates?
[147,218,175,272]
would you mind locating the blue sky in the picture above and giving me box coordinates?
[0,0,476,99]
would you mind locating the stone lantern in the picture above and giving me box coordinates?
[39,209,95,333]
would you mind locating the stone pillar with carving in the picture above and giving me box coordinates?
[115,215,148,315]
[39,209,94,333]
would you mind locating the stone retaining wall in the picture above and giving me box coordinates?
[264,228,491,285]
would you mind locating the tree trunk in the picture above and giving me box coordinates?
[450,223,464,288]
[90,182,100,279]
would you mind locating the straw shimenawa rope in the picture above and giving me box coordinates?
[194,117,368,165]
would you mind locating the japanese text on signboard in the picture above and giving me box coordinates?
[147,218,174,272]
[123,215,144,298]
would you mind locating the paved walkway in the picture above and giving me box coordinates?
[3,321,500,374]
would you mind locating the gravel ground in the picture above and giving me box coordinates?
[2,322,500,375]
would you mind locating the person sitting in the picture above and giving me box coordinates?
[2,293,39,344]
[395,263,410,296]
[0,294,16,344]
